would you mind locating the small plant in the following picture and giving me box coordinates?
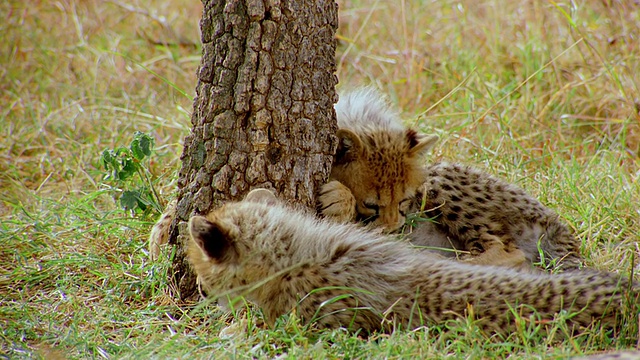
[100,131,163,215]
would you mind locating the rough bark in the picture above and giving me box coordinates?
[168,0,339,300]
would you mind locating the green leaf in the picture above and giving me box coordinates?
[131,132,153,160]
[136,197,148,211]
[119,158,138,180]
[131,138,144,161]
[120,190,140,211]
[102,149,120,171]
[101,149,121,179]
[137,132,153,157]
[101,149,112,169]
[115,146,130,157]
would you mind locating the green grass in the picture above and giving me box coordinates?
[2,0,639,358]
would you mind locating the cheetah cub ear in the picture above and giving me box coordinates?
[244,188,278,205]
[335,128,363,164]
[188,216,238,263]
[406,130,438,157]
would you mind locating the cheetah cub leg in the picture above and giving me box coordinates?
[462,234,529,269]
[149,199,176,261]
[317,180,357,223]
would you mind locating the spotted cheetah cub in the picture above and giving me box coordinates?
[188,189,637,334]
[320,87,439,231]
[409,162,581,269]
[318,88,581,270]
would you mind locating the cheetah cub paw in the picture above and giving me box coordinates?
[317,180,357,223]
[460,234,531,271]
[149,199,176,261]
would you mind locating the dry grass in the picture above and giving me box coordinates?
[1,0,639,358]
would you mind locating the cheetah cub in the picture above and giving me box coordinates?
[189,189,638,334]
[409,162,581,269]
[318,88,581,270]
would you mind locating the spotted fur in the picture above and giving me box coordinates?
[188,190,638,334]
[410,162,581,269]
[319,88,439,231]
[318,88,582,270]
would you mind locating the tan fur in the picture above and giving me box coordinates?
[319,88,439,232]
[318,88,582,270]
[149,199,176,261]
[188,190,638,334]
[412,162,581,269]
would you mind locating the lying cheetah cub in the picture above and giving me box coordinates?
[318,88,581,270]
[189,189,637,334]
[409,162,581,269]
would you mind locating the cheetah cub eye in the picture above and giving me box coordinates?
[362,201,380,214]
[357,201,380,224]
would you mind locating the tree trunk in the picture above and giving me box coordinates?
[168,0,339,300]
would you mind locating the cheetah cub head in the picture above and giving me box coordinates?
[187,189,280,305]
[331,127,437,231]
[331,88,438,232]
